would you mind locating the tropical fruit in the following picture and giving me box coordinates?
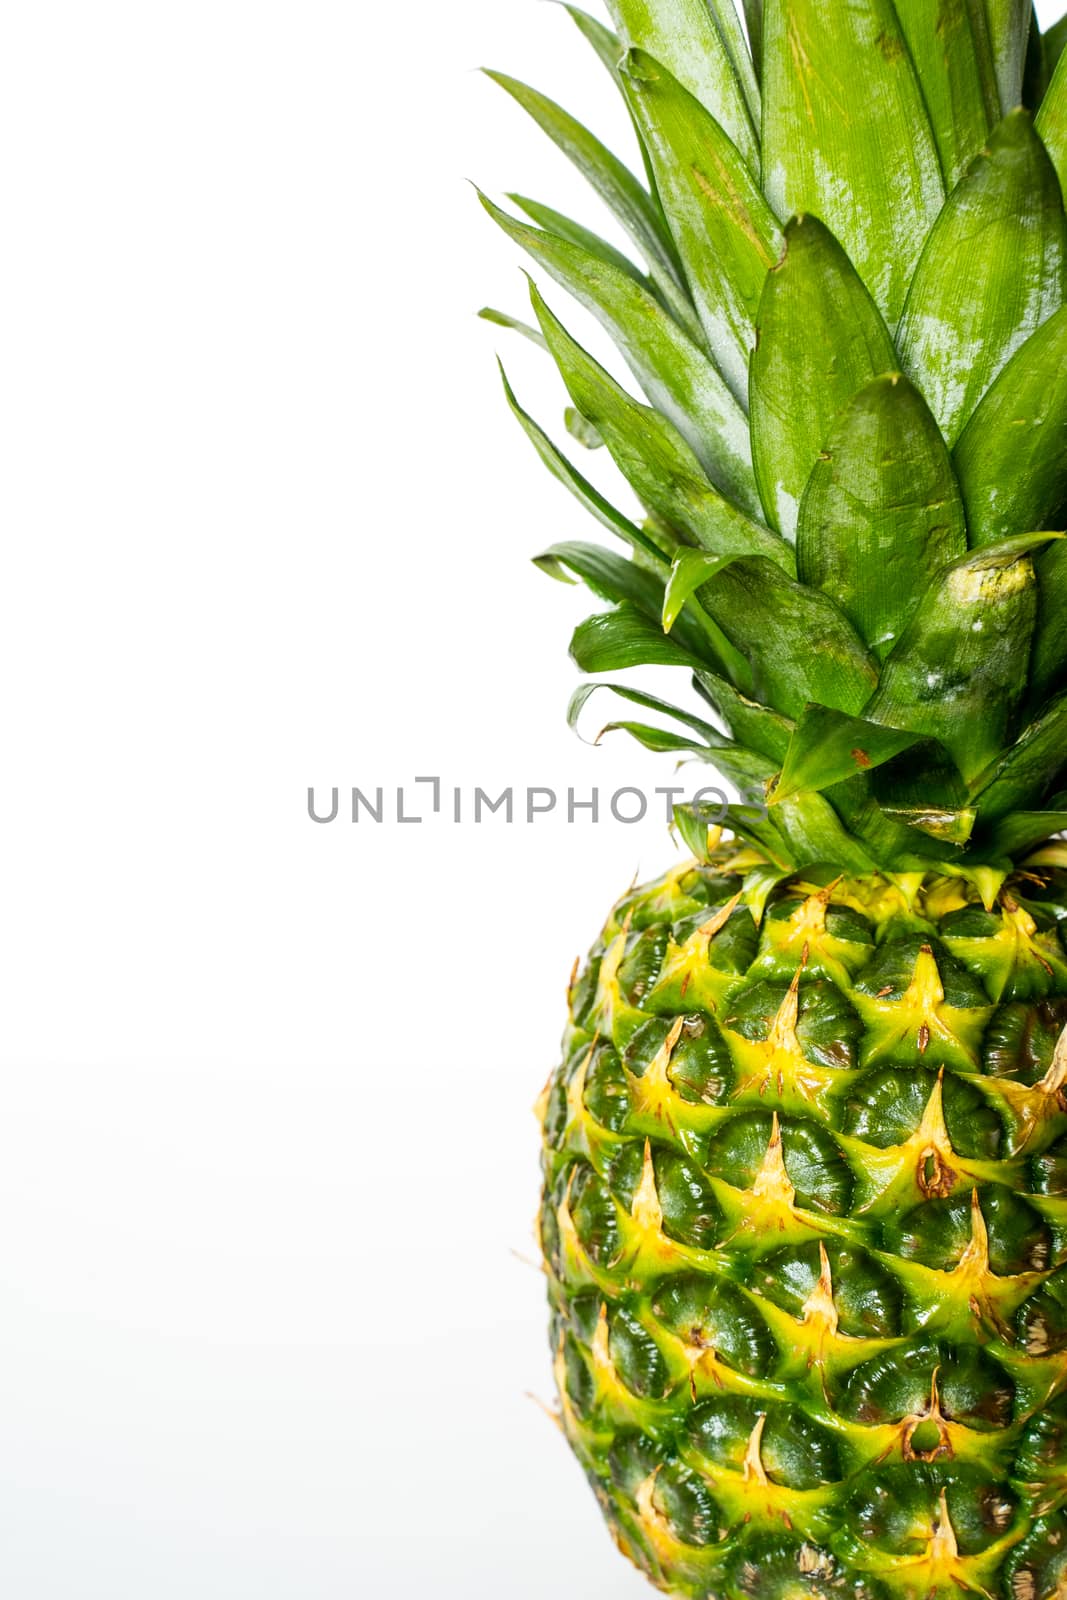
[481,3,1067,1596]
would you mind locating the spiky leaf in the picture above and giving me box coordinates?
[480,193,759,512]
[749,217,896,539]
[772,706,924,805]
[897,109,1067,446]
[532,284,791,568]
[893,0,998,185]
[602,0,758,168]
[983,803,1067,856]
[570,603,708,672]
[699,557,879,719]
[620,48,782,408]
[1037,38,1067,196]
[694,670,794,763]
[1045,13,1067,80]
[484,72,680,292]
[1032,541,1067,704]
[864,535,1053,783]
[987,0,1033,111]
[761,0,944,323]
[973,690,1067,818]
[497,364,659,559]
[509,194,645,284]
[796,374,968,660]
[533,540,662,613]
[569,681,775,784]
[953,303,1067,545]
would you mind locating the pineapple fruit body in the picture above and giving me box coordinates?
[540,844,1067,1599]
[481,0,1067,1591]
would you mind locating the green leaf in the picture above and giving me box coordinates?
[953,304,1067,545]
[983,806,1067,857]
[478,307,547,349]
[570,603,709,672]
[671,801,721,863]
[479,193,760,514]
[1024,8,1051,108]
[533,540,663,614]
[568,682,776,785]
[698,556,879,720]
[672,799,789,869]
[729,811,802,867]
[749,216,897,539]
[761,0,944,324]
[655,552,755,683]
[702,0,761,126]
[602,0,758,170]
[893,0,998,185]
[559,6,665,232]
[869,740,976,845]
[619,48,783,408]
[483,71,680,291]
[797,374,968,660]
[568,680,726,746]
[1032,540,1067,704]
[535,540,713,663]
[663,549,738,632]
[597,721,718,755]
[864,534,1056,784]
[497,363,662,561]
[531,283,792,570]
[973,689,1067,819]
[986,0,1032,111]
[559,4,624,78]
[694,670,794,764]
[772,706,923,806]
[770,791,878,875]
[742,0,764,77]
[879,803,978,847]
[1037,35,1067,196]
[897,110,1067,446]
[508,195,646,284]
[1045,13,1067,80]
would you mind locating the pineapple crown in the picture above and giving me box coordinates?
[480,0,1067,879]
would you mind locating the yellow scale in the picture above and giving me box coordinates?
[708,1113,858,1252]
[838,1069,1014,1217]
[941,895,1067,1001]
[647,889,747,1014]
[848,1488,1021,1600]
[962,1016,1067,1157]
[880,1188,1048,1341]
[850,943,992,1071]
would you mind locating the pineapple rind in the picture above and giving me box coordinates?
[541,844,1067,1599]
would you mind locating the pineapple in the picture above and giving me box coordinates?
[481,2,1067,1596]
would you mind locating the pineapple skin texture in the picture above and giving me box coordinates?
[539,844,1067,1600]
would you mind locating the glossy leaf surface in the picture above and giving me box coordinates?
[481,193,758,511]
[621,49,782,406]
[864,536,1051,783]
[603,0,758,167]
[897,110,1067,446]
[796,374,968,659]
[953,304,1067,545]
[750,217,896,539]
[533,284,791,568]
[762,0,944,322]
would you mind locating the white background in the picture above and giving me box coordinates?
[0,3,1062,1596]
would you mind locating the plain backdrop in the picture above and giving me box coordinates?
[0,2,1062,1596]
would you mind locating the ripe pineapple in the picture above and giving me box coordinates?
[481,3,1067,1596]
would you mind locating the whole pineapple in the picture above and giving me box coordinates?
[481,3,1067,1596]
